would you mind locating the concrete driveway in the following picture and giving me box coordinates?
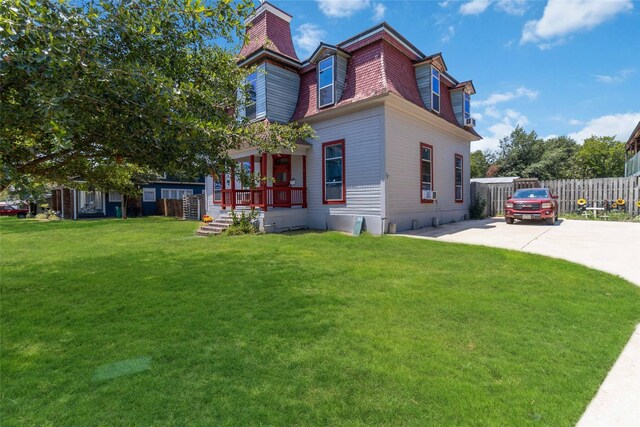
[398,218,640,426]
[399,218,640,285]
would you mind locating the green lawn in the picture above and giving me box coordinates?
[1,217,639,426]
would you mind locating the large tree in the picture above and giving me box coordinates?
[497,125,543,178]
[0,0,313,192]
[574,136,625,178]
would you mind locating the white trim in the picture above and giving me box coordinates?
[237,48,301,68]
[318,55,336,108]
[245,2,292,25]
[142,188,156,202]
[431,66,440,114]
[339,26,422,59]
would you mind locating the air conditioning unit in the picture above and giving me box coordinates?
[422,190,438,200]
[465,117,476,128]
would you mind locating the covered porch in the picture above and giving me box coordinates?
[213,143,309,211]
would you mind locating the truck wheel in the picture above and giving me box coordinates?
[545,217,555,225]
[505,217,514,224]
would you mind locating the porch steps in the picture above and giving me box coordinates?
[196,214,234,236]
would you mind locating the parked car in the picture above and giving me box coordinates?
[0,204,29,218]
[504,188,559,225]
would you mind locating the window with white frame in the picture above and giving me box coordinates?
[318,56,335,108]
[455,154,463,202]
[109,191,122,202]
[420,143,434,202]
[245,72,257,120]
[431,67,440,113]
[323,140,345,203]
[161,189,193,200]
[142,188,156,202]
[464,92,471,121]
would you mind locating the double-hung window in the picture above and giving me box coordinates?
[323,140,345,203]
[142,188,156,202]
[420,143,434,203]
[245,72,257,120]
[455,154,463,203]
[463,92,471,121]
[431,67,440,113]
[318,56,335,108]
[109,191,122,202]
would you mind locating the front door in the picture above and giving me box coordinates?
[272,155,291,206]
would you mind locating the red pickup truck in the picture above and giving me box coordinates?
[0,204,29,218]
[504,188,559,225]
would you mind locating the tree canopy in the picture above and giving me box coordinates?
[471,126,625,180]
[0,0,314,192]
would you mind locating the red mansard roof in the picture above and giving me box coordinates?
[239,9,299,62]
[240,4,478,137]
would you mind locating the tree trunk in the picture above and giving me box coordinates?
[121,195,128,219]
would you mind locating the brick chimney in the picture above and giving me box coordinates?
[239,1,299,63]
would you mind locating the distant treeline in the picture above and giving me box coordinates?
[471,125,626,179]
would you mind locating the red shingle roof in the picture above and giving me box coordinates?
[239,11,299,62]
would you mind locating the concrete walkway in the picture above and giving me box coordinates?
[397,218,640,426]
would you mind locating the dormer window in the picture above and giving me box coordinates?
[245,72,257,120]
[431,67,440,113]
[464,92,471,121]
[318,56,335,108]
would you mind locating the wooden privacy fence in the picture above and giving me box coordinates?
[155,194,205,220]
[156,199,183,217]
[472,177,640,216]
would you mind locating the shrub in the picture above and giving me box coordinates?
[223,209,258,235]
[469,193,487,219]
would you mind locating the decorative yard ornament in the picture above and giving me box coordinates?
[616,198,625,206]
[577,198,587,206]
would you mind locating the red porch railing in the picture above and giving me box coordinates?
[219,187,306,211]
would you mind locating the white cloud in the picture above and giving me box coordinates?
[569,119,584,126]
[293,24,326,57]
[521,0,633,48]
[459,0,491,15]
[495,0,527,15]
[317,0,371,18]
[568,112,640,143]
[475,87,539,107]
[372,3,386,21]
[473,110,530,151]
[594,68,636,84]
[441,25,456,43]
[439,0,453,8]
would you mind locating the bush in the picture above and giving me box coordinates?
[223,209,258,235]
[34,210,61,220]
[469,193,487,219]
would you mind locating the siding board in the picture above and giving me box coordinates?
[265,63,299,123]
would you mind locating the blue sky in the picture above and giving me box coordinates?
[262,0,640,151]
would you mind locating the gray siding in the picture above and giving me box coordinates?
[335,55,348,103]
[415,63,432,110]
[255,63,267,120]
[306,107,385,233]
[451,89,464,126]
[265,63,299,123]
[384,105,471,232]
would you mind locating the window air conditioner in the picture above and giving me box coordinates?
[465,118,476,128]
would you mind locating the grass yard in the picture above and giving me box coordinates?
[1,217,639,426]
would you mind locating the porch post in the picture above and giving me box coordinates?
[261,153,268,212]
[302,155,307,208]
[249,155,255,207]
[220,172,226,209]
[230,164,236,210]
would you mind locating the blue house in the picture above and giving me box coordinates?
[51,176,205,219]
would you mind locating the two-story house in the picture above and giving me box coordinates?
[204,1,481,234]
